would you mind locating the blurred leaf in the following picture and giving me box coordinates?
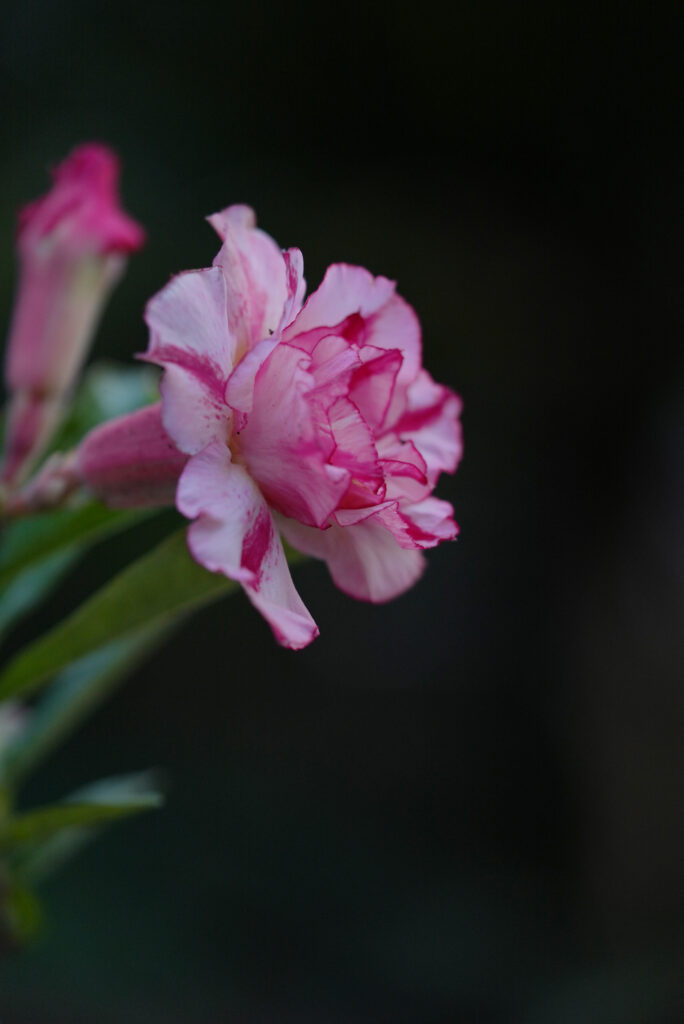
[0,625,170,787]
[0,501,151,591]
[0,548,78,642]
[0,877,44,947]
[0,529,242,703]
[0,790,162,850]
[67,770,163,806]
[48,360,160,453]
[9,772,163,884]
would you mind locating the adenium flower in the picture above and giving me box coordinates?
[1,144,145,486]
[78,206,462,649]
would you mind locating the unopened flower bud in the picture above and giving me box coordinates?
[2,144,145,486]
[76,404,187,508]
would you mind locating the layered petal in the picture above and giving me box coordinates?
[327,395,382,490]
[224,337,279,417]
[134,207,463,647]
[208,205,289,356]
[349,346,402,432]
[395,370,463,482]
[364,293,422,393]
[285,264,395,342]
[239,343,349,527]
[284,265,421,419]
[178,443,318,648]
[401,496,459,543]
[278,514,426,604]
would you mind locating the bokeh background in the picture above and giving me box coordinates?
[1,1,683,1021]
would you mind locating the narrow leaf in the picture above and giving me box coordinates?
[0,529,241,703]
[10,772,162,883]
[0,795,162,850]
[0,626,170,786]
[0,501,150,590]
[0,878,44,945]
[0,548,78,641]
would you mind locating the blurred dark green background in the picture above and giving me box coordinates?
[1,1,684,1021]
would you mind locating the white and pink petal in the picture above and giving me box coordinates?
[395,370,463,482]
[144,266,235,375]
[143,268,234,454]
[401,496,459,543]
[349,346,402,432]
[239,343,349,528]
[177,443,318,649]
[208,204,289,355]
[278,513,426,604]
[285,264,396,342]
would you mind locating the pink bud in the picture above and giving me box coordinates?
[2,144,145,486]
[76,404,187,508]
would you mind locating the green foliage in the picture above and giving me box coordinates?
[0,795,162,851]
[0,529,238,704]
[0,362,168,941]
[0,362,301,949]
[0,501,150,592]
[10,774,163,885]
[0,627,169,787]
[0,877,43,948]
[0,549,79,641]
[0,772,163,949]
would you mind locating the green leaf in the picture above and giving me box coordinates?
[66,770,163,806]
[0,501,151,591]
[0,787,162,851]
[7,772,163,883]
[0,878,44,946]
[0,548,79,642]
[0,529,241,703]
[0,626,170,787]
[0,800,159,850]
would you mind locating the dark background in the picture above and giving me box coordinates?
[1,1,684,1021]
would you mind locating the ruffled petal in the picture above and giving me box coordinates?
[372,494,458,548]
[285,264,396,342]
[240,343,349,527]
[283,267,421,426]
[224,337,279,416]
[401,496,459,543]
[395,370,464,482]
[309,335,360,396]
[208,205,289,355]
[365,293,422,391]
[278,514,426,603]
[144,267,234,454]
[328,395,382,487]
[349,346,402,431]
[177,442,318,649]
[377,436,430,505]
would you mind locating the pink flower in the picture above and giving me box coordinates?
[2,144,145,486]
[136,205,462,648]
